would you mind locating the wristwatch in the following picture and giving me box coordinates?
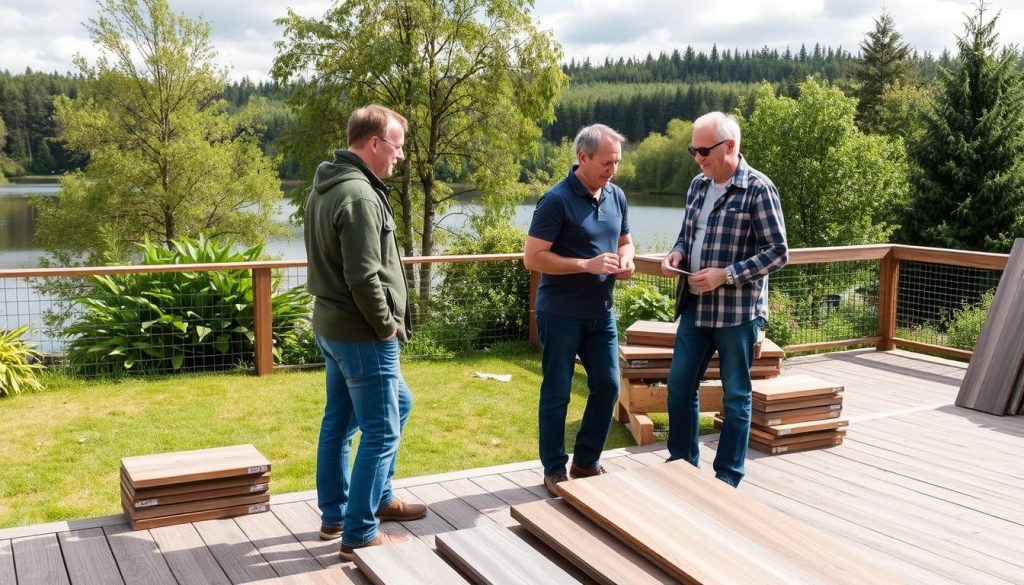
[724,267,736,286]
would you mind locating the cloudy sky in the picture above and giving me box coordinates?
[2,0,1022,81]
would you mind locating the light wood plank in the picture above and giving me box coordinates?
[511,499,675,585]
[121,444,270,488]
[57,528,125,585]
[192,518,278,584]
[436,524,582,585]
[150,523,231,585]
[234,508,324,577]
[11,534,70,585]
[103,524,177,585]
[0,540,15,585]
[353,537,469,584]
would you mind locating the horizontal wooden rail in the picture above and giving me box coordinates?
[891,338,973,361]
[784,337,881,354]
[890,245,1008,271]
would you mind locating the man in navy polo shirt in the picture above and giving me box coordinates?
[524,124,634,497]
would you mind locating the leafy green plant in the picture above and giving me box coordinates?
[63,236,311,375]
[764,290,799,347]
[946,290,994,350]
[0,325,44,397]
[614,281,674,337]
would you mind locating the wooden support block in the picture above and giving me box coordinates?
[627,412,655,446]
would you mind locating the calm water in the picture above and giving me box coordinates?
[0,180,686,269]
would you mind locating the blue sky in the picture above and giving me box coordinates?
[2,0,1022,81]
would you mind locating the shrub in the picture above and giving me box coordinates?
[63,236,311,375]
[946,290,994,350]
[0,325,44,397]
[614,281,674,337]
[764,290,799,347]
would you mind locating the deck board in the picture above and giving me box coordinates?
[7,349,1024,585]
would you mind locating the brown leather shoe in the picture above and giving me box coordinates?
[569,463,607,479]
[543,473,568,497]
[319,524,343,540]
[339,532,410,562]
[376,498,427,521]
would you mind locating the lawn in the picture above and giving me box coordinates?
[0,347,713,529]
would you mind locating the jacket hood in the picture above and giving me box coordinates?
[313,150,381,194]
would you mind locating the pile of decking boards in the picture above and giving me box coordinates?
[341,460,901,584]
[120,444,271,530]
[619,320,847,453]
[956,237,1024,416]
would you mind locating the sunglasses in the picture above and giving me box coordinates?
[688,139,729,157]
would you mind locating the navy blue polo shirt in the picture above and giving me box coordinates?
[528,166,630,319]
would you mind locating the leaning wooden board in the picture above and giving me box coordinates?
[557,461,902,584]
[122,444,270,488]
[956,238,1024,414]
[511,499,676,585]
[436,524,582,585]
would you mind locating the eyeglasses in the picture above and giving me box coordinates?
[379,136,404,152]
[688,139,729,157]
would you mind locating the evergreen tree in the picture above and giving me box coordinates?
[854,10,913,133]
[903,2,1024,252]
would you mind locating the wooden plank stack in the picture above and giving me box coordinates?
[714,374,847,454]
[956,237,1024,416]
[120,444,271,530]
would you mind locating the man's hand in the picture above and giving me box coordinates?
[614,256,635,280]
[584,253,622,275]
[688,268,728,293]
[661,251,683,277]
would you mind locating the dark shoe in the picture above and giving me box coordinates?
[339,532,410,562]
[569,463,607,479]
[319,524,343,541]
[543,473,568,497]
[376,498,427,521]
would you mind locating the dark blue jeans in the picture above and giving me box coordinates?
[667,296,759,487]
[536,311,619,477]
[314,334,413,547]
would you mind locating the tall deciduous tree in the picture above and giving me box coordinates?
[853,10,913,133]
[37,0,283,264]
[903,2,1024,252]
[742,79,909,249]
[272,0,566,303]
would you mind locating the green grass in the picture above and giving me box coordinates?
[2,349,709,528]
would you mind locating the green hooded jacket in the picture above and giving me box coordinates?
[304,150,412,343]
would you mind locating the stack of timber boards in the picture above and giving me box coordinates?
[622,320,781,379]
[551,460,903,584]
[955,237,1024,416]
[728,373,846,454]
[120,444,271,530]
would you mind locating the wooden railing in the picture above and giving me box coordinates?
[0,246,1008,375]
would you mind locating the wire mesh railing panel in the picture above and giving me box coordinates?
[894,261,1000,350]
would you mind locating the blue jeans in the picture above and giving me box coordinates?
[536,311,619,477]
[314,334,413,546]
[666,296,759,487]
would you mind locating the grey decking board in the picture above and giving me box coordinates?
[0,540,16,585]
[438,479,516,527]
[192,518,278,584]
[11,534,70,585]
[268,501,344,570]
[436,524,582,585]
[57,527,125,585]
[469,474,543,508]
[353,537,468,584]
[406,482,496,530]
[103,524,177,585]
[234,510,324,578]
[150,523,231,585]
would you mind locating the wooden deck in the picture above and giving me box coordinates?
[2,349,1022,584]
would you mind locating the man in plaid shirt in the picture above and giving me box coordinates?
[661,111,788,487]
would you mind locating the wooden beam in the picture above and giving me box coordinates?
[877,249,899,351]
[891,338,972,361]
[784,337,881,354]
[528,271,540,347]
[252,268,274,376]
[891,244,1009,270]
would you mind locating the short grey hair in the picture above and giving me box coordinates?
[573,124,627,157]
[693,111,741,152]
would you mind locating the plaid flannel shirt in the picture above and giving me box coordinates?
[671,155,788,327]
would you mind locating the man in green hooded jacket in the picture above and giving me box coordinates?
[304,104,424,560]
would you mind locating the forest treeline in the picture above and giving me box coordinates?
[0,44,955,178]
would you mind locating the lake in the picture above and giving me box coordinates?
[0,179,687,269]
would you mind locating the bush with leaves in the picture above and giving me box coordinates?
[946,290,994,351]
[63,236,312,375]
[764,290,799,347]
[425,222,530,353]
[613,281,674,338]
[0,325,44,397]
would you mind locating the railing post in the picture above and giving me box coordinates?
[877,249,899,351]
[528,270,540,347]
[253,268,274,375]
